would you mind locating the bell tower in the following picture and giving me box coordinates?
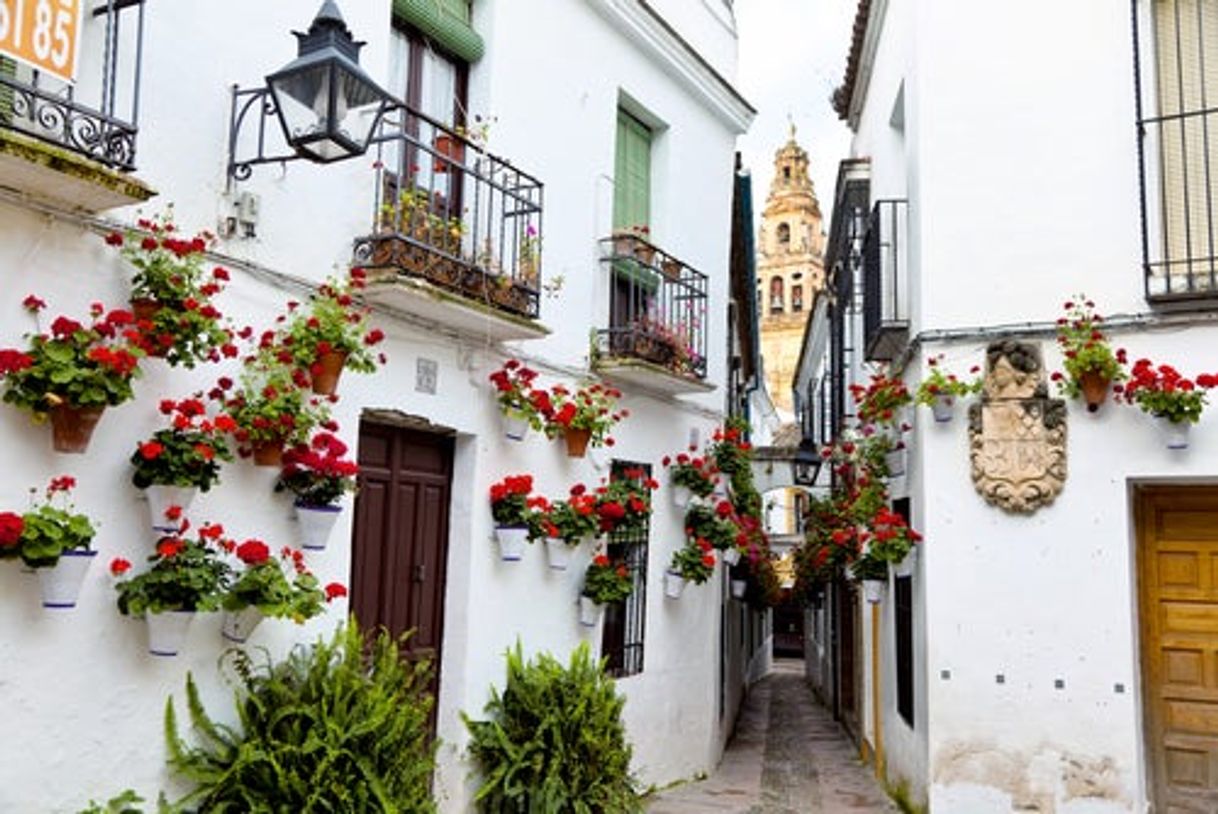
[756,126,826,416]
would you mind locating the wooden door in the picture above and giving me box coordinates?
[351,421,454,672]
[1137,486,1218,813]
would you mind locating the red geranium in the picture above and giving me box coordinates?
[0,512,24,548]
[236,540,271,565]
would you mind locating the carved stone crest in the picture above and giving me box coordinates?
[968,341,1067,513]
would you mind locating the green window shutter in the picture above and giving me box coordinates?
[0,57,14,123]
[393,0,484,63]
[613,110,651,232]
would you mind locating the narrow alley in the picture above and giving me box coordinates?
[647,661,899,813]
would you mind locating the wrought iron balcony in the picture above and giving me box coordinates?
[0,1,144,172]
[352,106,544,335]
[594,235,711,394]
[862,199,909,361]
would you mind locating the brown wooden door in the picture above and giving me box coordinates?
[351,421,453,670]
[1137,486,1218,813]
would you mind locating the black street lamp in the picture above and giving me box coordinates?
[792,438,822,486]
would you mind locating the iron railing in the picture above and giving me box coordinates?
[0,0,145,171]
[352,104,544,319]
[595,235,709,379]
[603,461,650,679]
[1133,0,1218,301]
[862,199,909,361]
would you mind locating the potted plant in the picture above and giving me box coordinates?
[3,476,98,608]
[545,382,626,457]
[1052,297,1127,412]
[220,539,337,643]
[282,269,386,396]
[1118,359,1218,449]
[211,362,331,467]
[535,486,599,571]
[580,552,632,626]
[105,212,236,368]
[490,474,534,561]
[594,468,657,535]
[113,520,234,656]
[275,430,359,550]
[663,450,719,509]
[0,304,144,452]
[850,371,912,429]
[684,501,738,555]
[131,397,236,531]
[488,359,549,440]
[518,224,541,288]
[728,561,748,599]
[851,506,922,603]
[915,355,982,422]
[666,541,715,599]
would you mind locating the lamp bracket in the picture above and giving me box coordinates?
[226,85,304,191]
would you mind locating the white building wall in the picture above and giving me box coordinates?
[0,2,758,811]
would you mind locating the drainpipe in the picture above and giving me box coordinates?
[871,602,885,780]
[736,163,762,427]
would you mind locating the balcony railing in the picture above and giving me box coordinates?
[353,106,544,320]
[862,199,909,361]
[0,0,145,171]
[595,235,709,381]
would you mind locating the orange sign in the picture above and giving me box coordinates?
[0,0,82,84]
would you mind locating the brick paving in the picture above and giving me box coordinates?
[646,661,899,814]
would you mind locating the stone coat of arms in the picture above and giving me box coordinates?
[968,341,1067,514]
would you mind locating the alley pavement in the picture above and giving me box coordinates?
[646,660,899,814]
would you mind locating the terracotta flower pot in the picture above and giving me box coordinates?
[130,297,160,323]
[49,404,105,454]
[564,427,592,458]
[252,439,285,467]
[1078,370,1110,413]
[311,350,349,396]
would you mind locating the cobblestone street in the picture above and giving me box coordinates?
[647,661,898,814]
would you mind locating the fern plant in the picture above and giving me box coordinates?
[463,642,641,813]
[165,621,436,813]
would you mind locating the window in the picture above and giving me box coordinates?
[892,497,914,727]
[614,109,652,231]
[777,222,791,249]
[1136,0,1218,296]
[792,284,804,312]
[769,276,785,313]
[601,461,650,678]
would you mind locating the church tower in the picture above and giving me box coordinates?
[756,127,825,416]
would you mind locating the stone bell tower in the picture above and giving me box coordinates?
[756,126,826,416]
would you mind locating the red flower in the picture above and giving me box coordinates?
[0,512,24,547]
[236,540,270,565]
[164,505,183,521]
[109,557,131,576]
[194,443,215,461]
[156,539,182,558]
[324,582,348,601]
[593,554,610,567]
[22,295,46,312]
[365,328,386,346]
[104,232,124,247]
[50,316,83,337]
[213,267,230,281]
[48,475,76,493]
[139,441,164,460]
[0,349,34,374]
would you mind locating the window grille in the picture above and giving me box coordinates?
[601,461,650,678]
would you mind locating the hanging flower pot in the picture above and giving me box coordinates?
[930,395,955,423]
[38,550,97,608]
[252,438,285,467]
[432,132,464,173]
[494,525,528,561]
[564,427,592,458]
[578,596,603,627]
[1078,370,1110,413]
[295,502,342,550]
[310,350,349,396]
[130,297,161,323]
[729,578,747,599]
[670,484,693,510]
[49,403,105,454]
[145,485,198,532]
[1158,416,1191,450]
[502,413,529,442]
[146,610,196,657]
[863,579,886,604]
[545,537,575,570]
[664,569,687,599]
[721,547,741,567]
[220,607,264,643]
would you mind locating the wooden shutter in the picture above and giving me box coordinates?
[613,110,652,232]
[393,0,484,62]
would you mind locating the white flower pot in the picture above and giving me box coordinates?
[502,413,529,441]
[863,579,886,604]
[670,484,692,510]
[221,607,264,643]
[494,526,528,561]
[146,610,195,657]
[295,502,342,551]
[38,549,97,608]
[145,484,197,532]
[579,595,603,627]
[730,578,747,599]
[1159,416,1191,450]
[885,448,905,478]
[664,569,687,599]
[931,395,955,423]
[721,547,741,567]
[545,537,576,570]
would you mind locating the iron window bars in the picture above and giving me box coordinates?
[0,0,145,171]
[861,199,909,361]
[602,461,651,679]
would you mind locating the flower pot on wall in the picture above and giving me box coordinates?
[862,579,886,604]
[145,485,197,532]
[252,439,285,467]
[221,607,264,643]
[1158,416,1191,450]
[494,526,528,561]
[564,428,592,458]
[545,537,575,570]
[721,547,741,567]
[670,484,692,510]
[501,413,529,442]
[664,569,686,599]
[1078,370,1110,413]
[931,395,955,423]
[49,404,105,454]
[730,578,747,599]
[311,350,348,396]
[38,550,97,608]
[578,596,603,627]
[130,298,167,357]
[296,503,342,551]
[146,610,195,657]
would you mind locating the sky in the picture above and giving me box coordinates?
[734,0,857,230]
